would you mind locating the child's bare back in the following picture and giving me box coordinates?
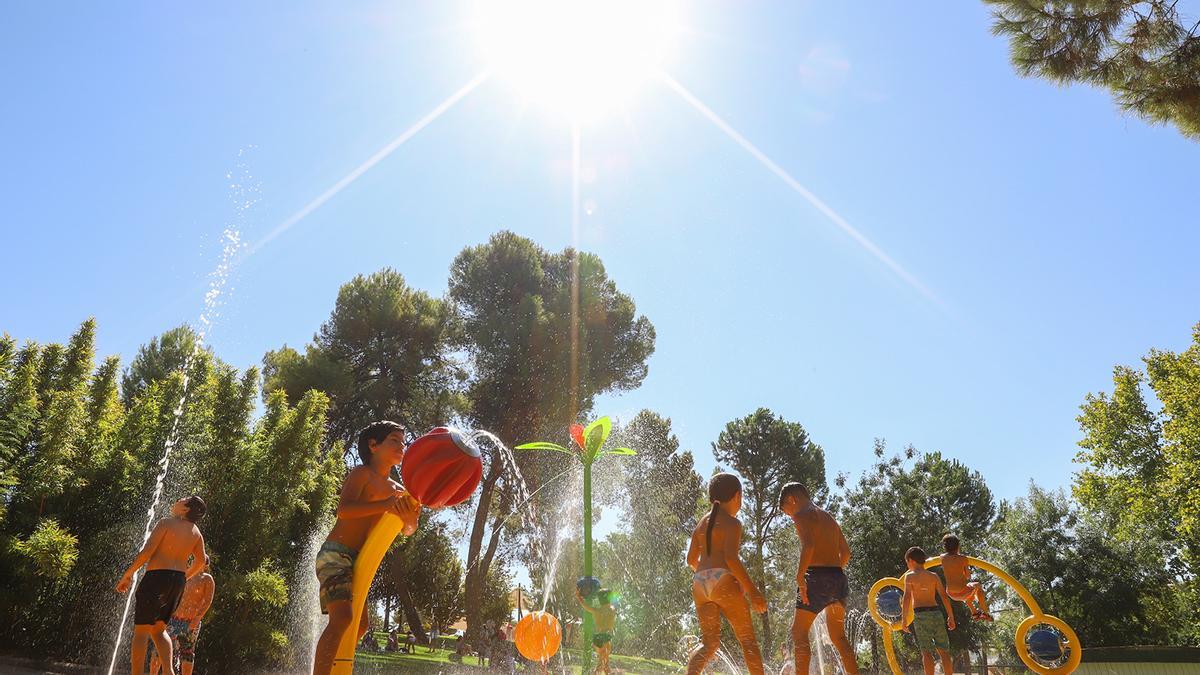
[939,553,971,593]
[146,517,204,572]
[902,568,944,608]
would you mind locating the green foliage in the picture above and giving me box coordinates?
[121,325,201,405]
[379,514,465,633]
[1076,325,1200,571]
[14,518,78,581]
[1073,322,1200,644]
[984,0,1200,139]
[450,231,656,438]
[988,484,1185,646]
[204,562,291,666]
[263,268,462,450]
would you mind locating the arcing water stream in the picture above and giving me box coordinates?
[105,157,254,675]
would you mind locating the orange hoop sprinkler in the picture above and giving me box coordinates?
[514,611,563,670]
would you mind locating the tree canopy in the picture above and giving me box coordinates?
[984,0,1200,139]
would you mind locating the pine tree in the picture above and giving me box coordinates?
[985,0,1200,139]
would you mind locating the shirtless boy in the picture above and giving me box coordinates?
[901,546,956,675]
[150,555,215,675]
[779,482,859,675]
[939,533,993,621]
[116,495,208,675]
[685,473,767,675]
[312,421,421,675]
[576,587,617,674]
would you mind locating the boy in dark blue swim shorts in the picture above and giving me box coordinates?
[780,483,860,675]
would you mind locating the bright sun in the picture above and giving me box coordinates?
[474,0,680,121]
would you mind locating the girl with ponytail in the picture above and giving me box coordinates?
[684,473,767,675]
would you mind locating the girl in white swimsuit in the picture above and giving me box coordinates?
[685,473,767,675]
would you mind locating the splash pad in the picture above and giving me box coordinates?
[866,556,1082,675]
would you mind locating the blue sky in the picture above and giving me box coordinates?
[2,0,1198,509]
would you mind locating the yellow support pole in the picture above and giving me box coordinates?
[330,511,407,675]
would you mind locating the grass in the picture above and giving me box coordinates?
[351,634,683,674]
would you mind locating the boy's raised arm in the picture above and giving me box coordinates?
[575,589,595,614]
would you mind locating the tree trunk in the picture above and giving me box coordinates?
[756,536,772,660]
[384,595,392,632]
[459,460,503,654]
[396,576,428,642]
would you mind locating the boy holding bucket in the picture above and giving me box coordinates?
[311,421,421,675]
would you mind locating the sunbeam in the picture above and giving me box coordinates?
[244,70,491,257]
[659,72,941,305]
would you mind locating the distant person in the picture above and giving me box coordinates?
[385,630,398,652]
[149,555,215,675]
[939,533,993,621]
[311,421,421,675]
[428,626,439,652]
[116,495,208,675]
[901,546,956,675]
[685,473,767,675]
[407,631,417,654]
[575,587,617,674]
[779,482,859,675]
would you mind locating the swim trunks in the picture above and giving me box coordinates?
[134,570,186,625]
[316,540,357,613]
[166,618,201,664]
[795,566,848,614]
[593,632,612,649]
[911,606,950,652]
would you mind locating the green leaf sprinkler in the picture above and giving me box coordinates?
[516,416,635,672]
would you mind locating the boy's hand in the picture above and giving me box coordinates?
[947,616,956,631]
[116,575,132,594]
[796,578,809,606]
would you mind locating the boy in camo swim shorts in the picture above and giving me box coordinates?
[312,422,421,675]
[901,547,956,675]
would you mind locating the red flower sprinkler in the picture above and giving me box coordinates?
[516,416,635,672]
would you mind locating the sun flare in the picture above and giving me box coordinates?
[473,0,679,120]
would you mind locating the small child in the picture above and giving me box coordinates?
[576,587,617,674]
[939,533,993,621]
[311,421,421,675]
[901,547,956,675]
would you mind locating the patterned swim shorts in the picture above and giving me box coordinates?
[315,540,357,614]
[167,617,201,663]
